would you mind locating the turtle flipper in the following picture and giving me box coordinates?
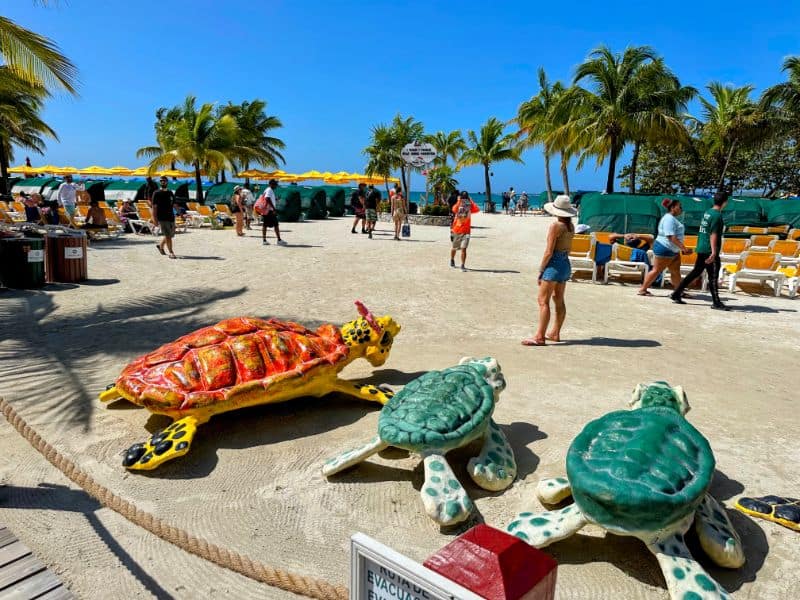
[536,477,572,504]
[506,505,586,547]
[735,495,800,532]
[421,453,474,526]
[467,419,516,491]
[695,494,745,567]
[99,385,121,402]
[322,436,388,476]
[648,533,730,599]
[124,416,201,471]
[331,379,394,405]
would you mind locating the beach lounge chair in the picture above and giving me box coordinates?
[778,266,798,298]
[743,226,769,235]
[195,204,215,227]
[604,243,648,284]
[719,238,751,265]
[12,201,25,214]
[187,202,201,212]
[767,224,790,235]
[102,207,125,237]
[677,250,710,290]
[128,205,157,235]
[724,251,785,296]
[683,235,698,249]
[214,204,233,218]
[749,234,779,250]
[567,234,598,283]
[57,208,79,228]
[593,232,613,245]
[788,228,800,241]
[767,240,800,266]
[725,225,747,235]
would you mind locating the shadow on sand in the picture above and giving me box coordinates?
[0,483,173,599]
[554,337,661,348]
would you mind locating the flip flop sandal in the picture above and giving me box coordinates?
[155,244,165,255]
[637,291,653,296]
[168,254,177,259]
[521,338,546,346]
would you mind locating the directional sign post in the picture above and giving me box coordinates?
[400,142,438,207]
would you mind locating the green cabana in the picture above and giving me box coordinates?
[765,198,800,228]
[11,177,56,196]
[320,185,346,217]
[275,188,302,222]
[296,186,328,219]
[579,193,661,234]
[204,182,238,206]
[104,180,149,202]
[724,197,763,226]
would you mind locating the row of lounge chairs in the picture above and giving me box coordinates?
[568,231,800,297]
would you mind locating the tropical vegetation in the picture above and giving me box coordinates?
[137,95,284,202]
[458,117,522,205]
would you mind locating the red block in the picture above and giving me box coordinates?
[423,524,557,600]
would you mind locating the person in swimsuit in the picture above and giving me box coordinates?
[523,194,576,346]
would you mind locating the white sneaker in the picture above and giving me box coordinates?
[277,239,287,246]
[262,239,269,245]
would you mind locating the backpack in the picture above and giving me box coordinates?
[254,192,272,215]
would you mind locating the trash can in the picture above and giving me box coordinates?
[45,231,88,283]
[0,236,45,288]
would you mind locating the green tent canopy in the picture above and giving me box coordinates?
[204,182,238,206]
[295,186,328,219]
[655,196,713,235]
[103,180,149,202]
[765,198,800,228]
[579,193,661,234]
[723,197,763,226]
[11,177,56,196]
[275,188,302,222]
[320,185,346,217]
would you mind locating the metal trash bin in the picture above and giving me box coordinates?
[45,231,88,283]
[0,236,45,288]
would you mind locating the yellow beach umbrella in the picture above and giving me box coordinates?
[109,166,134,176]
[155,168,195,178]
[78,165,114,176]
[8,165,33,174]
[32,164,61,174]
[52,166,79,176]
[299,170,325,180]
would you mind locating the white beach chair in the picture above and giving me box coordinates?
[604,243,648,284]
[724,251,785,297]
[567,234,598,283]
[767,239,800,267]
[749,234,779,251]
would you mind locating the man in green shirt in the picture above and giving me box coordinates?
[671,191,729,310]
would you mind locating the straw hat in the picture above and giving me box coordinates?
[543,194,577,217]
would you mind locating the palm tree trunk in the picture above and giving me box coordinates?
[0,143,9,196]
[629,141,641,194]
[221,169,226,183]
[484,163,492,212]
[544,152,553,202]
[194,161,204,203]
[717,140,737,191]
[560,152,570,196]
[400,165,407,198]
[605,138,618,194]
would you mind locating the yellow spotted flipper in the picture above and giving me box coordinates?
[123,416,200,470]
[735,495,800,532]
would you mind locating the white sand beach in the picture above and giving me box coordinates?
[1,214,798,599]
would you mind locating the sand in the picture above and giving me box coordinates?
[1,214,798,599]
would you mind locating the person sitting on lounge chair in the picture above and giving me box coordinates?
[83,199,108,231]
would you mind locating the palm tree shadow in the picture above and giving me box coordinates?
[0,483,172,599]
[0,286,248,432]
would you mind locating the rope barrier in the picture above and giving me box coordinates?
[1,397,348,600]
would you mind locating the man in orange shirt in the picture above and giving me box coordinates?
[450,191,480,271]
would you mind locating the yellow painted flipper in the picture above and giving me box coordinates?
[735,495,800,532]
[123,416,201,470]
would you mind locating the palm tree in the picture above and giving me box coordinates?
[625,59,696,192]
[427,165,458,203]
[458,117,522,208]
[219,99,285,185]
[761,56,800,116]
[389,114,424,198]
[0,15,78,94]
[0,68,56,193]
[515,68,564,202]
[364,123,396,193]
[554,45,663,193]
[690,83,771,190]
[424,130,466,168]
[137,95,238,202]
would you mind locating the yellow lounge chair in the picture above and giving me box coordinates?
[767,240,800,267]
[749,234,779,250]
[567,234,598,283]
[743,226,769,235]
[604,243,648,284]
[788,228,800,241]
[778,266,798,298]
[724,251,785,297]
[767,224,790,235]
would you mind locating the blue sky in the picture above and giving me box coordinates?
[7,0,800,192]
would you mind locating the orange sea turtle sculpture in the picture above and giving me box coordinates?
[99,302,400,471]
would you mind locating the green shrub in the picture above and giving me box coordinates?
[421,204,450,216]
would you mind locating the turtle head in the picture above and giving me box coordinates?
[341,301,401,366]
[629,381,690,415]
[459,357,506,401]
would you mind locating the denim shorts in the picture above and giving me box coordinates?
[653,240,678,258]
[541,251,571,282]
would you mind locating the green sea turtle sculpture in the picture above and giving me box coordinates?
[506,382,745,600]
[323,357,514,526]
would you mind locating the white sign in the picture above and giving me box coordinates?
[351,533,483,600]
[64,247,84,259]
[27,249,44,263]
[401,142,437,168]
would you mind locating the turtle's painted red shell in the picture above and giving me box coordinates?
[115,317,349,412]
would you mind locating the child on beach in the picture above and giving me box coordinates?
[450,191,480,271]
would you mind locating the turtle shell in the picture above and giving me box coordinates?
[114,317,349,412]
[566,407,714,533]
[378,365,493,449]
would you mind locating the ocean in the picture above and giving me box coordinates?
[404,192,540,210]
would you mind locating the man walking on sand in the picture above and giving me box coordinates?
[670,191,729,310]
[256,179,287,245]
[450,191,480,271]
[57,174,78,218]
[350,183,367,234]
[365,184,381,239]
[152,176,177,258]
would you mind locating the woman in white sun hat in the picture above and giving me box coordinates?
[523,194,577,346]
